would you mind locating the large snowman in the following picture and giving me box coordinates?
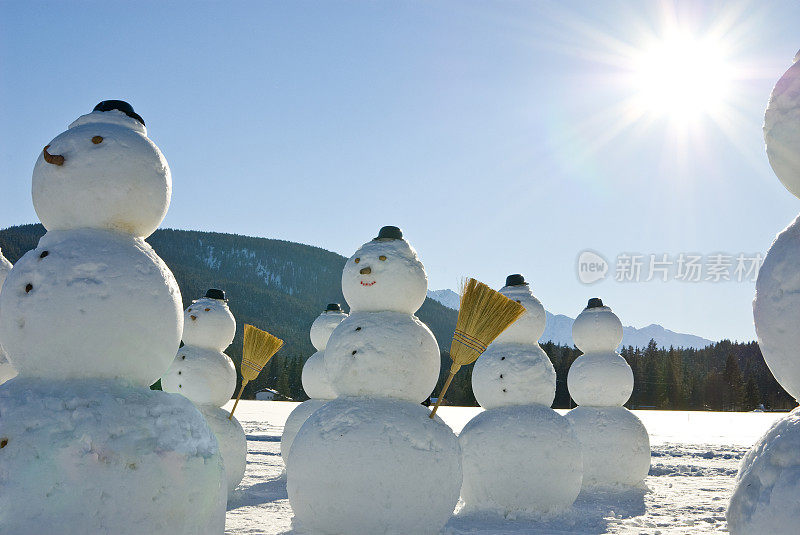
[280,303,347,466]
[162,288,247,496]
[565,298,650,488]
[287,226,462,535]
[0,101,226,533]
[459,274,583,515]
[0,249,16,384]
[727,52,800,534]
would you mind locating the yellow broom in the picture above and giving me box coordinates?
[429,278,525,419]
[229,324,284,420]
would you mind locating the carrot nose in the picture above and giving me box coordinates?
[360,267,371,275]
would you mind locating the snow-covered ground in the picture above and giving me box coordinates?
[223,401,787,534]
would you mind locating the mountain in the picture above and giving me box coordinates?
[427,288,713,350]
[0,224,459,398]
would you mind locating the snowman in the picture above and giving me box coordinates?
[727,52,800,534]
[0,101,226,533]
[0,248,17,384]
[162,288,247,496]
[287,226,462,535]
[565,298,650,488]
[459,274,583,515]
[280,303,347,465]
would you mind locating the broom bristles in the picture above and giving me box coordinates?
[241,324,284,382]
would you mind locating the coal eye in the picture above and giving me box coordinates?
[354,258,360,264]
[204,308,210,312]
[92,136,103,144]
[379,255,387,261]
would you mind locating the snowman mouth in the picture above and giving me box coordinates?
[360,280,376,287]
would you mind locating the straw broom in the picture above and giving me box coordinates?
[429,278,525,419]
[229,324,284,420]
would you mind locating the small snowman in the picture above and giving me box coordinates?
[565,298,650,488]
[280,303,347,465]
[287,226,462,535]
[459,274,583,515]
[0,248,17,384]
[162,288,247,496]
[727,52,800,534]
[0,101,226,533]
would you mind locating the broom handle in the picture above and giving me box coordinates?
[429,370,457,419]
[228,380,248,420]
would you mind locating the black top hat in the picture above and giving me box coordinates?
[374,226,403,240]
[505,274,527,287]
[586,297,604,309]
[93,100,145,126]
[325,303,342,312]
[205,288,226,301]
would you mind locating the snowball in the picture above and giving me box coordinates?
[471,343,555,408]
[310,309,348,351]
[301,350,336,400]
[493,283,546,345]
[567,351,634,406]
[32,110,170,238]
[565,406,650,488]
[572,305,623,353]
[182,297,236,350]
[325,311,440,402]
[201,405,247,495]
[342,237,427,314]
[459,404,583,515]
[287,398,461,535]
[727,407,800,534]
[0,229,183,386]
[764,56,800,199]
[754,213,800,401]
[162,345,236,407]
[0,247,11,289]
[0,377,226,534]
[280,398,328,465]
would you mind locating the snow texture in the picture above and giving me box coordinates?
[0,228,183,386]
[567,351,634,406]
[300,350,336,400]
[309,309,347,351]
[341,237,427,314]
[572,305,623,353]
[764,53,800,199]
[162,345,237,407]
[32,110,170,238]
[202,405,248,495]
[324,311,440,403]
[0,377,227,534]
[287,397,462,535]
[182,297,236,350]
[459,404,582,515]
[471,344,555,408]
[280,398,328,465]
[753,213,800,401]
[0,249,16,384]
[566,406,651,488]
[493,283,546,344]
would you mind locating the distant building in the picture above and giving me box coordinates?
[255,388,279,401]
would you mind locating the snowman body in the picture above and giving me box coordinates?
[460,278,583,515]
[0,104,226,534]
[287,228,462,535]
[0,249,17,384]
[162,293,247,495]
[281,305,347,464]
[565,301,650,488]
[728,55,800,534]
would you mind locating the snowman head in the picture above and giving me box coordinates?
[572,298,623,353]
[182,289,236,350]
[493,274,546,345]
[309,303,348,351]
[32,100,171,238]
[341,226,428,314]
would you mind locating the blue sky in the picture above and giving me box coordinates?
[1,1,799,341]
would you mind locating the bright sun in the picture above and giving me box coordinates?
[630,33,734,122]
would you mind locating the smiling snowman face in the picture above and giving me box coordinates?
[32,106,171,238]
[342,234,427,314]
[183,297,236,350]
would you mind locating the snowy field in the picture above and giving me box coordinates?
[222,400,786,534]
